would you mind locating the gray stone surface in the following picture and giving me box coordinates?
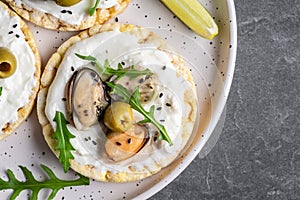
[150,0,300,199]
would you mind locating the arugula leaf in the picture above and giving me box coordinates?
[88,0,100,16]
[0,164,89,200]
[0,86,2,96]
[53,111,76,173]
[106,82,173,145]
[75,53,153,80]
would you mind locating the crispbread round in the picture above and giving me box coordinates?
[37,23,197,182]
[5,0,131,31]
[0,1,41,140]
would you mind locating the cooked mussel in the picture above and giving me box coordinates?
[0,47,16,78]
[113,73,159,104]
[66,68,110,130]
[105,124,149,162]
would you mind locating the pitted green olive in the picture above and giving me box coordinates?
[104,102,134,132]
[55,0,82,7]
[0,47,17,78]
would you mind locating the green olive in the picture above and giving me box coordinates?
[55,0,82,7]
[104,102,134,132]
[0,47,17,78]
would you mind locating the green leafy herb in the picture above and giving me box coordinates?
[75,54,153,80]
[88,0,100,16]
[0,87,2,96]
[0,164,89,200]
[106,82,173,145]
[53,111,76,173]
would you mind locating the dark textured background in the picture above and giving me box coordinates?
[151,0,300,199]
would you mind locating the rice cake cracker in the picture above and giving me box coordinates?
[5,0,131,31]
[37,23,197,182]
[0,1,41,140]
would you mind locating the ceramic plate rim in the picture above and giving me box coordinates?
[133,0,237,199]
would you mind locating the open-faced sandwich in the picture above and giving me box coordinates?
[0,1,41,140]
[5,0,131,31]
[37,23,197,182]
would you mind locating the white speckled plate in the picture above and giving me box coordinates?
[0,0,236,199]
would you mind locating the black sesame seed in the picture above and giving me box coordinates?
[160,119,165,122]
[156,107,162,111]
[62,98,67,101]
[139,78,144,83]
[61,10,67,13]
[166,103,171,107]
[116,142,122,146]
[8,31,13,34]
[15,34,20,38]
[127,138,132,144]
[159,93,163,98]
[71,66,75,71]
[121,61,125,65]
[67,10,72,15]
[115,17,119,22]
[12,24,17,28]
[162,66,166,70]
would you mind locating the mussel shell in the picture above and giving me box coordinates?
[110,72,159,104]
[66,68,110,130]
[105,124,150,162]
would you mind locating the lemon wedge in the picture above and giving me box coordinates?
[161,0,218,40]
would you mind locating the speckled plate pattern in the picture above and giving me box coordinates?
[0,0,237,199]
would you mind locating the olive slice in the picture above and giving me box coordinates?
[55,0,82,7]
[0,47,17,78]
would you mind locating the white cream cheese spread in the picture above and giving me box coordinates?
[45,30,195,174]
[13,0,119,25]
[0,6,36,134]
